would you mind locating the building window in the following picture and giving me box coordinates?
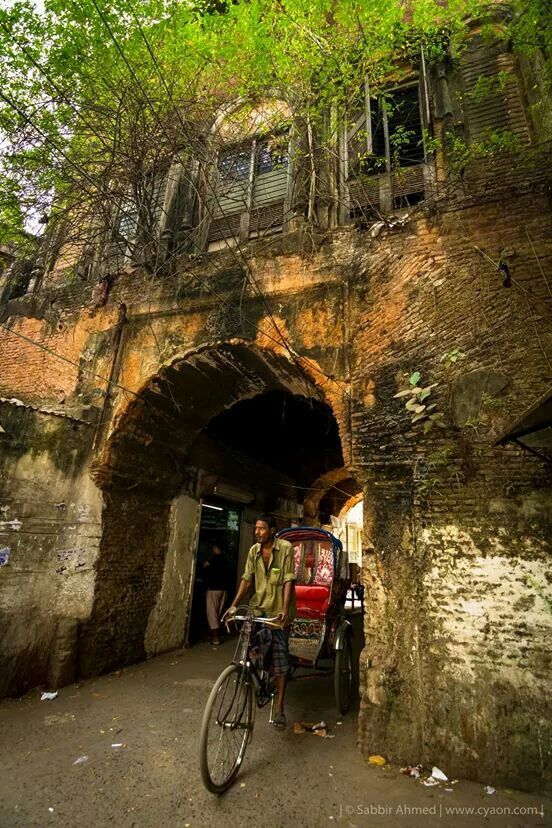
[347,78,429,219]
[208,133,289,248]
[106,173,168,271]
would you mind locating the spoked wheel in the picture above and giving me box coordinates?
[199,663,253,794]
[334,633,353,715]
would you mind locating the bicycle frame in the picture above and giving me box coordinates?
[227,610,281,723]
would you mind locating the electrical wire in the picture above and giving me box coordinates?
[1,15,350,397]
[0,86,349,403]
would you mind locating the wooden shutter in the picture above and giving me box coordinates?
[103,198,137,272]
[151,173,169,233]
[347,83,384,218]
[208,141,251,242]
[459,36,529,143]
[250,138,289,235]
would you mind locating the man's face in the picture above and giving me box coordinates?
[255,520,274,545]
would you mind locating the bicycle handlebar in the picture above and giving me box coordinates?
[223,611,281,627]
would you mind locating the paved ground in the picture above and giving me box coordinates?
[0,636,549,828]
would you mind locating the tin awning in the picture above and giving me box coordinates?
[494,388,552,463]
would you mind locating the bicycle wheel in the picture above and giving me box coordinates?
[199,663,253,794]
[334,633,353,715]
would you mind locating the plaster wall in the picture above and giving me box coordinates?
[0,406,102,694]
[144,493,201,657]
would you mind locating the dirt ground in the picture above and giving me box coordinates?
[0,634,549,828]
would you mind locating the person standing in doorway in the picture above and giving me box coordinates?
[203,543,229,646]
[224,515,296,730]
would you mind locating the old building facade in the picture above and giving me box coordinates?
[0,23,551,793]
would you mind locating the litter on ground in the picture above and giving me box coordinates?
[294,721,334,738]
[401,764,423,778]
[367,755,386,766]
[72,755,88,765]
[40,692,58,701]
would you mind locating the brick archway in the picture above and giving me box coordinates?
[303,467,361,524]
[80,340,349,676]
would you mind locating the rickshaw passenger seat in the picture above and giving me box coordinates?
[295,584,331,619]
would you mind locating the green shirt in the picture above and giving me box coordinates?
[241,538,296,622]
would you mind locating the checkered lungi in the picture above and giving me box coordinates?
[250,627,290,677]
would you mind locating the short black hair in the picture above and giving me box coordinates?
[256,513,276,529]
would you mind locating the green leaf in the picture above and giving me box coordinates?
[409,371,421,386]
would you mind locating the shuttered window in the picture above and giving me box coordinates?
[459,36,529,144]
[347,79,428,218]
[105,173,168,271]
[208,133,289,246]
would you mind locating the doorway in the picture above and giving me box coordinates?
[188,500,241,645]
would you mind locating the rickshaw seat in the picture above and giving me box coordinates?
[295,584,331,619]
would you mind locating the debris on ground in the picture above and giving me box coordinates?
[294,721,334,738]
[367,755,386,766]
[40,692,58,701]
[401,764,423,778]
[420,766,449,786]
[485,785,496,795]
[44,713,75,726]
[111,743,123,748]
[72,756,88,765]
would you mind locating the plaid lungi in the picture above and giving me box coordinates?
[250,627,290,677]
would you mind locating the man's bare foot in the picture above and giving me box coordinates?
[272,712,286,730]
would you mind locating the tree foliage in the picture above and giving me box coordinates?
[0,0,547,267]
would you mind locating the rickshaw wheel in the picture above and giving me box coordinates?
[334,633,353,715]
[199,663,253,794]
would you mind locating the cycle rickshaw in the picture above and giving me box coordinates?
[199,526,354,794]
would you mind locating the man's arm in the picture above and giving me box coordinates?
[276,545,296,625]
[229,578,251,611]
[282,579,294,618]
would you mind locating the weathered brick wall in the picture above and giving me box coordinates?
[78,487,171,677]
[0,165,550,791]
[345,191,552,791]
